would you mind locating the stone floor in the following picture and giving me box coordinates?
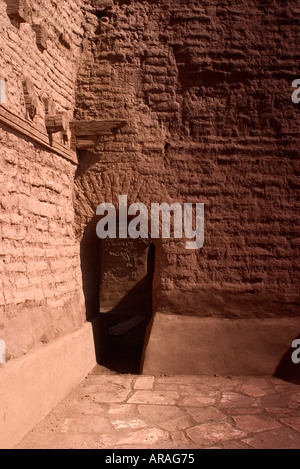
[16,366,300,449]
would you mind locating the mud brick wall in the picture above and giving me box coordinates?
[0,0,86,360]
[0,0,299,361]
[0,128,85,359]
[0,0,84,127]
[75,0,300,318]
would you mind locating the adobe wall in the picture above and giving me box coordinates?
[75,0,300,319]
[0,0,103,449]
[0,0,86,359]
[0,0,299,447]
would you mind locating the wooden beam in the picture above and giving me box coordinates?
[76,136,98,150]
[32,24,48,51]
[0,105,77,165]
[45,112,69,134]
[6,0,30,23]
[22,78,38,121]
[70,119,127,137]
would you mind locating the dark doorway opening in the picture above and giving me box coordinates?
[80,216,156,372]
[80,218,155,373]
[99,238,155,374]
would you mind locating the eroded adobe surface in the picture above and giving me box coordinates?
[0,0,86,359]
[74,0,300,320]
[0,0,299,364]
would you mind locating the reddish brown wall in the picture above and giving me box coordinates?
[0,0,299,368]
[0,0,86,360]
[75,0,300,320]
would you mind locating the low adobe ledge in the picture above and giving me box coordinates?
[0,319,104,449]
[142,313,300,378]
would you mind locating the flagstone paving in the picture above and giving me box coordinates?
[15,366,300,449]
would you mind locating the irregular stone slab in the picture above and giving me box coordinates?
[62,399,106,416]
[186,422,246,445]
[98,427,170,447]
[111,418,147,431]
[134,376,155,390]
[159,415,193,432]
[183,384,221,395]
[156,376,205,385]
[242,377,272,388]
[155,383,180,391]
[185,406,227,424]
[244,428,300,449]
[280,417,300,433]
[91,387,131,404]
[179,386,219,407]
[108,404,136,418]
[171,431,193,448]
[261,393,295,408]
[219,392,258,408]
[233,415,281,433]
[86,374,133,388]
[200,377,242,390]
[273,383,300,393]
[69,415,113,434]
[118,428,170,446]
[226,407,262,416]
[128,391,179,405]
[180,395,217,407]
[138,404,185,423]
[240,384,268,397]
[266,407,300,417]
[222,440,253,449]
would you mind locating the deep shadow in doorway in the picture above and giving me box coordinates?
[99,242,156,374]
[80,220,155,373]
[80,217,107,363]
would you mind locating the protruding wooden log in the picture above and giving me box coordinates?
[76,136,98,150]
[6,0,30,24]
[45,112,69,134]
[43,96,56,116]
[92,0,113,9]
[70,119,127,136]
[59,33,71,50]
[70,119,127,149]
[22,78,38,121]
[32,24,48,51]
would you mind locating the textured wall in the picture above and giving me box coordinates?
[0,0,299,363]
[0,0,86,360]
[75,0,300,319]
[0,128,85,359]
[0,0,84,126]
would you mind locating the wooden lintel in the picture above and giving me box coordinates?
[70,119,127,137]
